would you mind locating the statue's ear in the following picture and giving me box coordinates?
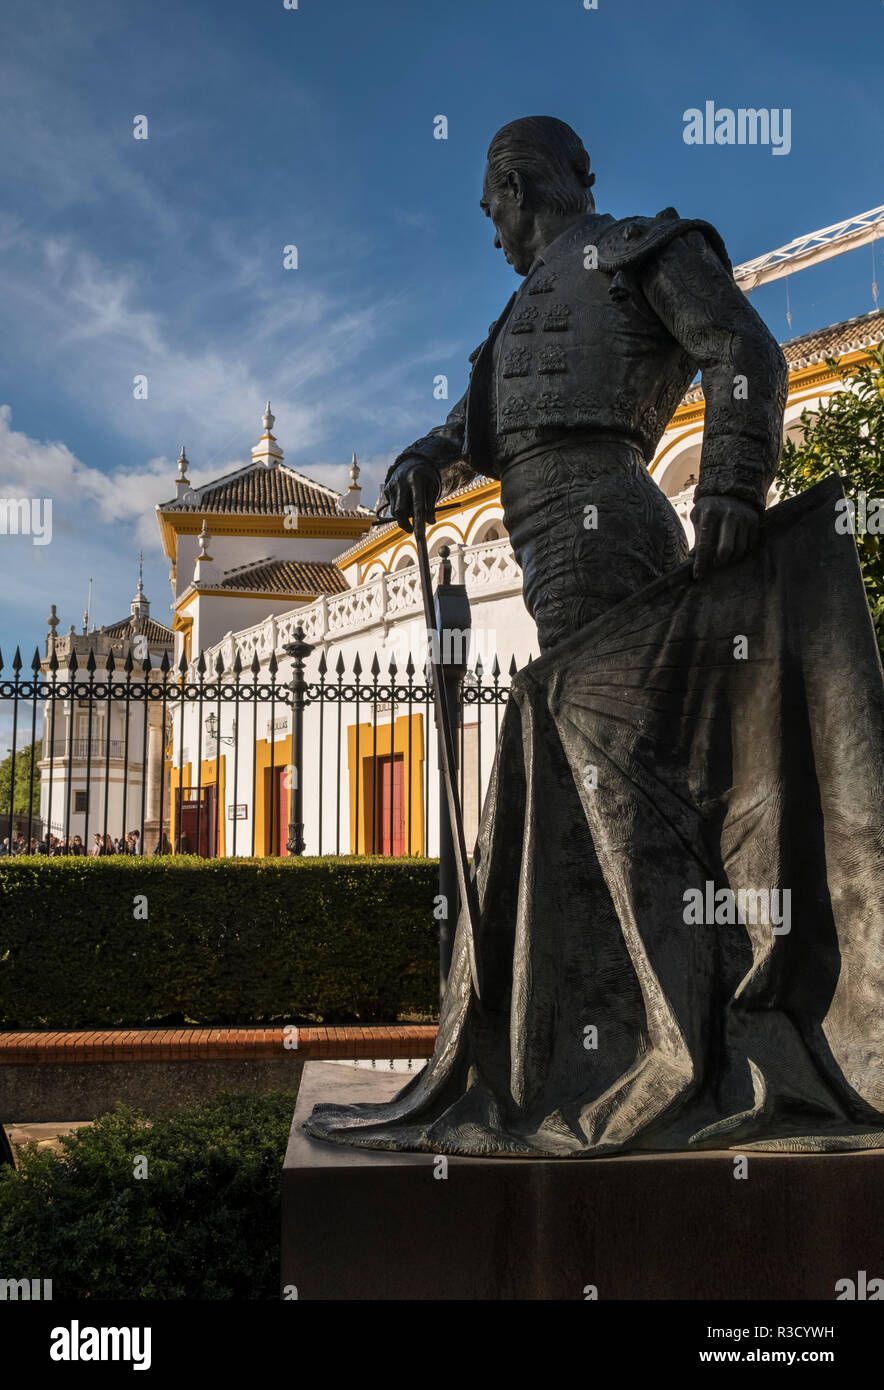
[656,206,680,220]
[505,169,526,206]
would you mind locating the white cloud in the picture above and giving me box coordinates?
[0,408,179,653]
[0,234,439,476]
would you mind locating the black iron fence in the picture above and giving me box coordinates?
[0,633,515,860]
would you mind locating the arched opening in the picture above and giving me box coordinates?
[655,443,702,499]
[473,520,504,544]
[428,535,457,559]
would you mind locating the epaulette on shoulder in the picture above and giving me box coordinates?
[597,209,731,276]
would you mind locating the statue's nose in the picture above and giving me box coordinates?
[493,232,502,249]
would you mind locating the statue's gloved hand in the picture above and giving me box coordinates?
[385,456,441,536]
[690,495,761,580]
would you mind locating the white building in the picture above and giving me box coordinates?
[32,308,882,856]
[159,309,884,859]
[38,571,175,850]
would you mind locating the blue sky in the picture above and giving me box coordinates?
[0,0,882,673]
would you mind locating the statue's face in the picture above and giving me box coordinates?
[480,164,534,276]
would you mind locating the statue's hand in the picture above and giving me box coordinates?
[690,495,760,581]
[385,456,441,536]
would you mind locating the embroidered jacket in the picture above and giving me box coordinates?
[385,209,788,511]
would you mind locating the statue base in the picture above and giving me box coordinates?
[282,1062,884,1300]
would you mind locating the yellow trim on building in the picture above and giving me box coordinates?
[178,586,334,603]
[199,754,227,857]
[168,760,191,850]
[388,539,418,568]
[347,712,424,854]
[289,515,373,540]
[463,501,507,542]
[156,509,372,566]
[428,519,467,546]
[254,731,293,856]
[338,481,501,571]
[648,423,705,477]
[171,612,193,662]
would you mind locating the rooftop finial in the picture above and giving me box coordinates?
[193,520,217,586]
[252,401,284,468]
[175,446,193,502]
[338,449,364,512]
[47,604,59,656]
[131,552,150,619]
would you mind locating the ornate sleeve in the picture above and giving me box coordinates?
[640,230,788,510]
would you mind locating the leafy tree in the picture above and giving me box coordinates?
[0,739,42,819]
[776,344,884,651]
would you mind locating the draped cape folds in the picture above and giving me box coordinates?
[305,478,884,1157]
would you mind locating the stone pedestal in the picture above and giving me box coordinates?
[282,1062,884,1300]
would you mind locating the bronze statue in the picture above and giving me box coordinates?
[385,116,787,650]
[306,117,884,1157]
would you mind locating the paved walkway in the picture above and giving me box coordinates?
[6,1120,92,1153]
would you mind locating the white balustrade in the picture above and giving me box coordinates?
[196,535,521,675]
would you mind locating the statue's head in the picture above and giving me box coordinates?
[481,116,596,275]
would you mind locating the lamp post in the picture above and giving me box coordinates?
[204,712,236,744]
[283,626,312,856]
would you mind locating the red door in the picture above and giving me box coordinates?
[205,784,217,857]
[277,766,290,856]
[176,787,216,857]
[377,754,405,856]
[176,796,199,855]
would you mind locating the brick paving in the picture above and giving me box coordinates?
[0,1025,437,1065]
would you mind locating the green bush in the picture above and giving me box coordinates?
[0,856,439,1027]
[776,345,884,655]
[0,1092,295,1299]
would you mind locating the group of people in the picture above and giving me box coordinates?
[0,830,143,856]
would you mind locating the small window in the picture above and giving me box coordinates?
[74,791,88,813]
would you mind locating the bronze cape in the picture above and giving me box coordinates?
[305,478,884,1156]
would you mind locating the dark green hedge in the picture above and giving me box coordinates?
[0,856,439,1028]
[0,1093,295,1299]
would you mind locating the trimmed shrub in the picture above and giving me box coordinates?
[0,1093,296,1299]
[0,856,439,1027]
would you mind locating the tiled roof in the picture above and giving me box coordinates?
[104,615,174,645]
[779,308,884,366]
[159,464,371,518]
[216,558,349,596]
[682,309,884,404]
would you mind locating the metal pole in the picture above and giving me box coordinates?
[414,530,481,1000]
[437,655,460,989]
[284,626,312,856]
